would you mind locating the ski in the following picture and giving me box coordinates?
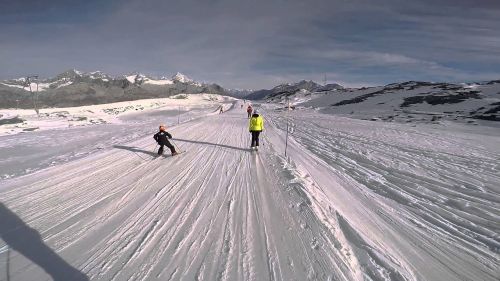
[166,151,186,158]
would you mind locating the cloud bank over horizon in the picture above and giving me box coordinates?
[1,0,499,89]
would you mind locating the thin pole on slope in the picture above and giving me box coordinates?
[262,129,265,147]
[36,81,39,115]
[6,246,10,281]
[285,119,289,157]
[284,97,290,158]
[26,75,40,116]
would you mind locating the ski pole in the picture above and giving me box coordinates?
[285,118,289,157]
[171,139,182,153]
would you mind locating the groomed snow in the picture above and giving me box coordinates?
[0,94,235,136]
[0,101,498,280]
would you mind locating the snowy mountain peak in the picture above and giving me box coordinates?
[87,71,110,79]
[123,73,175,86]
[172,72,194,83]
[246,79,340,100]
[125,71,146,77]
[273,80,323,92]
[55,69,82,80]
[48,69,113,84]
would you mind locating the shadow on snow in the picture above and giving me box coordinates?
[173,138,250,152]
[0,202,89,281]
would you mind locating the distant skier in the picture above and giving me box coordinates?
[246,105,253,118]
[153,124,178,156]
[249,110,264,150]
[219,105,224,114]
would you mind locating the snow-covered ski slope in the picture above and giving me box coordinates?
[1,100,499,281]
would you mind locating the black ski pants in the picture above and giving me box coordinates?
[158,141,176,155]
[251,131,261,147]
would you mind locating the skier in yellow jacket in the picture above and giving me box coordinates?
[249,110,264,150]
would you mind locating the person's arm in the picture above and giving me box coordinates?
[166,132,173,139]
[153,133,159,142]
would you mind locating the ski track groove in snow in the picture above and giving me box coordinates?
[262,107,499,281]
[1,101,499,280]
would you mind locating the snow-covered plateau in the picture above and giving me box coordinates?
[0,94,233,136]
[0,96,499,281]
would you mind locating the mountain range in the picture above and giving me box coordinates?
[290,80,500,123]
[0,70,226,108]
[1,70,499,123]
[246,80,343,100]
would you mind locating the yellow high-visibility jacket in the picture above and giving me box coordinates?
[249,115,264,131]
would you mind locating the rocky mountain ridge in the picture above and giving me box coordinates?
[0,70,226,108]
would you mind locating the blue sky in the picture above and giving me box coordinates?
[1,0,499,89]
